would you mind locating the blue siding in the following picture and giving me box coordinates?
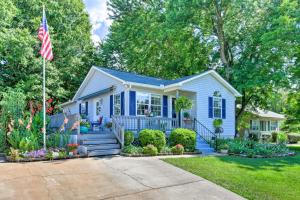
[121,92,125,115]
[110,95,113,117]
[222,98,226,119]
[129,91,136,116]
[163,95,168,117]
[208,97,213,118]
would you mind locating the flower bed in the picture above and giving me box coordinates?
[6,154,88,162]
[227,139,296,158]
[122,128,200,157]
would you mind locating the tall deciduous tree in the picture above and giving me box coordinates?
[100,0,299,127]
[0,0,95,102]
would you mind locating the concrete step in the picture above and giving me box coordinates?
[82,139,118,145]
[88,149,121,157]
[84,144,120,151]
[79,134,116,140]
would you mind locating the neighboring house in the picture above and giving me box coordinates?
[245,109,285,139]
[61,66,241,139]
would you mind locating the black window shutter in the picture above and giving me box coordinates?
[222,99,226,119]
[85,101,88,116]
[208,97,213,118]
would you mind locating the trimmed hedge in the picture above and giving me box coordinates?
[124,131,134,146]
[169,128,196,151]
[287,133,300,144]
[138,129,166,152]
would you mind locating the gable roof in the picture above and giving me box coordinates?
[95,66,242,97]
[251,109,285,120]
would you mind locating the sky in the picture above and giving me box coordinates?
[83,0,111,44]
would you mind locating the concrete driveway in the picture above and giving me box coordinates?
[0,156,244,200]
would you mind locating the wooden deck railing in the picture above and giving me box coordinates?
[112,116,125,147]
[112,115,179,133]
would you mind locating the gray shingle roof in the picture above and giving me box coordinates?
[96,66,199,86]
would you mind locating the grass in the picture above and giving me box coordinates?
[163,146,300,200]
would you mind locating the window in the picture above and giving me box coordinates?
[80,102,86,114]
[137,93,162,117]
[151,94,162,117]
[270,121,278,131]
[96,98,103,115]
[213,91,222,118]
[113,93,121,116]
[250,120,259,130]
[260,121,267,131]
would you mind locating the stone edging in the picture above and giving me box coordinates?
[5,154,88,163]
[120,152,201,157]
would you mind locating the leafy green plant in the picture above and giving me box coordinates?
[58,150,67,159]
[213,119,223,128]
[7,130,22,149]
[171,144,184,154]
[277,132,288,144]
[183,112,190,119]
[9,148,20,162]
[124,131,134,146]
[287,133,300,144]
[143,144,158,156]
[80,121,90,128]
[45,151,54,160]
[169,128,196,151]
[139,129,166,152]
[271,132,278,143]
[174,96,192,113]
[122,145,143,154]
[160,146,172,154]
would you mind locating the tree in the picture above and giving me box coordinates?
[101,0,299,128]
[0,0,95,102]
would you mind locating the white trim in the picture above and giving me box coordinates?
[136,92,163,117]
[60,100,75,107]
[94,66,126,84]
[165,70,242,97]
[126,82,165,90]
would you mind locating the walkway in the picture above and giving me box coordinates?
[0,156,245,200]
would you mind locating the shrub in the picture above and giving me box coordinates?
[122,145,143,154]
[169,128,196,151]
[271,132,278,143]
[124,131,134,146]
[287,133,300,144]
[9,148,20,161]
[161,146,172,154]
[277,132,288,144]
[139,129,166,152]
[143,144,158,156]
[171,144,184,154]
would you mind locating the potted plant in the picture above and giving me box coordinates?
[213,119,223,135]
[219,143,229,154]
[80,121,90,133]
[175,96,193,126]
[67,143,79,156]
[105,122,113,131]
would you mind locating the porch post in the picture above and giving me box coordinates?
[176,90,181,127]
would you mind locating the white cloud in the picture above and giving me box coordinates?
[83,0,112,44]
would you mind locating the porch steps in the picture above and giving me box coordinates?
[196,136,215,155]
[78,132,121,157]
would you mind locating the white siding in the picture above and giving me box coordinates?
[62,103,77,115]
[181,75,236,138]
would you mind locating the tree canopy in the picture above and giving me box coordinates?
[99,0,299,124]
[0,0,95,102]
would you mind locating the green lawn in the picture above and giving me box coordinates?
[163,146,300,200]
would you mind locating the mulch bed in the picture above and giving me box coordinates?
[121,151,201,157]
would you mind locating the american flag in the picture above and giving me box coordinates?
[38,8,53,61]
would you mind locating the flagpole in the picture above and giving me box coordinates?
[43,56,46,150]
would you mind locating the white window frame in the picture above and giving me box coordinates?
[113,93,121,116]
[270,121,278,131]
[213,96,222,119]
[136,92,162,117]
[250,120,259,131]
